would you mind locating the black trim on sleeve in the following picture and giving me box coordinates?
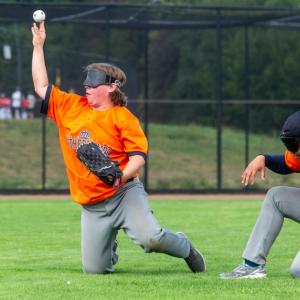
[128,152,147,159]
[264,154,293,174]
[40,85,52,115]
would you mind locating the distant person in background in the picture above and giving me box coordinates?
[0,93,11,120]
[11,87,22,119]
[26,91,37,119]
[219,111,300,280]
[0,93,5,119]
[21,95,29,119]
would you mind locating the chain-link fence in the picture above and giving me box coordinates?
[1,3,300,193]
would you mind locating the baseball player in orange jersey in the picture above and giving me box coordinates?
[31,21,206,274]
[220,111,300,279]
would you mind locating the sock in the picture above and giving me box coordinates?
[244,259,260,268]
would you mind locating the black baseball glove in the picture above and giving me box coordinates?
[76,142,123,187]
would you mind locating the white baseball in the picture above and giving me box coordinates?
[33,10,46,23]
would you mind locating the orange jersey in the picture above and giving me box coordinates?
[41,85,148,205]
[284,150,300,172]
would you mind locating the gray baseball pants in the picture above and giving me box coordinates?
[243,186,300,277]
[81,179,190,274]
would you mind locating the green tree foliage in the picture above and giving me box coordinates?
[162,0,299,6]
[1,0,300,133]
[147,1,300,132]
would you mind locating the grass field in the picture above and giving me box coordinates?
[1,196,300,300]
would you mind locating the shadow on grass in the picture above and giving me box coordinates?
[114,268,202,276]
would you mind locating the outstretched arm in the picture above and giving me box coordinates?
[31,21,48,100]
[241,155,266,186]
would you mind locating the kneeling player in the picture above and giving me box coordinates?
[220,111,300,279]
[31,20,206,274]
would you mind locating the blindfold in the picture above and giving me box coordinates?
[83,69,117,88]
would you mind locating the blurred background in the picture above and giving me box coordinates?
[1,0,300,194]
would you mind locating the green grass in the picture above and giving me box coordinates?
[1,197,300,299]
[1,119,299,191]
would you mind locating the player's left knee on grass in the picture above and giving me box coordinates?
[82,260,113,275]
[291,251,300,278]
[83,267,113,275]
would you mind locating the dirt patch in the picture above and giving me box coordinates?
[0,194,71,200]
[149,193,264,200]
[0,193,265,200]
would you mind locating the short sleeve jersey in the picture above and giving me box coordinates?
[41,85,148,205]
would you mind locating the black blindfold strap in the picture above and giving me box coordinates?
[105,74,116,84]
[84,69,117,88]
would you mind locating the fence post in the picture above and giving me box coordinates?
[216,9,223,191]
[143,29,149,191]
[14,24,22,90]
[105,7,111,61]
[244,25,250,168]
[42,115,46,191]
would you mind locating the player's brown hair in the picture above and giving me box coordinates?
[85,63,128,107]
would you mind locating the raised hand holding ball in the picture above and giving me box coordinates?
[33,10,46,23]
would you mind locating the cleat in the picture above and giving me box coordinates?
[219,263,266,279]
[178,232,206,273]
